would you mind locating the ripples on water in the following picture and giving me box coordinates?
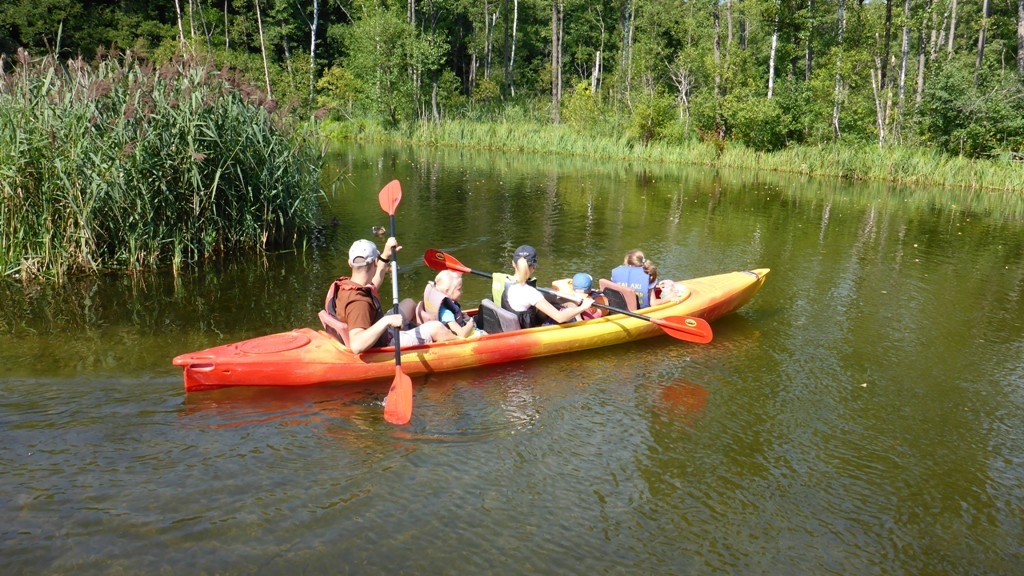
[5,155,1024,573]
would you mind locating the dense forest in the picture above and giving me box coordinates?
[3,0,1024,157]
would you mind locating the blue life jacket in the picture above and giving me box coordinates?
[610,265,652,308]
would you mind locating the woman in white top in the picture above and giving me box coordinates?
[502,245,593,328]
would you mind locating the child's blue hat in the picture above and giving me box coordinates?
[571,273,593,292]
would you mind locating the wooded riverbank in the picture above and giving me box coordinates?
[325,118,1024,193]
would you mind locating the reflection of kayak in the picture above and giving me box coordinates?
[172,268,769,392]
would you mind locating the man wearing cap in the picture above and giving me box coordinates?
[334,237,452,353]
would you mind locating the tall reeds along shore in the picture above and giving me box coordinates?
[0,49,323,281]
[335,117,1024,194]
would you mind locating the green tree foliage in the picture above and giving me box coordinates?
[4,0,1024,161]
[341,7,413,125]
[722,89,790,151]
[316,65,359,119]
[629,90,676,145]
[562,81,602,133]
[918,56,1024,157]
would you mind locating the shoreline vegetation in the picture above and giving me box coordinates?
[322,118,1024,194]
[0,51,323,282]
[4,0,1024,281]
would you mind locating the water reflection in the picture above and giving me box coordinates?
[178,384,384,430]
[654,379,709,429]
[4,144,1024,574]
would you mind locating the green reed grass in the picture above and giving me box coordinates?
[0,50,323,281]
[330,113,1024,195]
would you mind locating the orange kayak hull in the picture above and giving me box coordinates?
[172,269,769,392]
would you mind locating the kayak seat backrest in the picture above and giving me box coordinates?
[319,282,352,347]
[477,298,521,334]
[491,272,512,304]
[598,279,640,312]
[319,310,352,347]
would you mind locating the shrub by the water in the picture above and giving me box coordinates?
[0,49,323,281]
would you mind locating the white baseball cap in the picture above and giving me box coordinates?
[348,239,380,266]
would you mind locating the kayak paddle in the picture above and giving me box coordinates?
[423,249,713,344]
[380,180,413,425]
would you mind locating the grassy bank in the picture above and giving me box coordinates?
[1,51,324,281]
[321,118,1024,193]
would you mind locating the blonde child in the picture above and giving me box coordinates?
[425,270,478,338]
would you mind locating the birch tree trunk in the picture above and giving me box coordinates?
[916,0,933,105]
[255,0,272,99]
[409,2,419,111]
[975,0,990,79]
[881,0,893,91]
[947,0,958,55]
[932,5,944,60]
[832,0,846,138]
[767,8,778,99]
[727,0,733,57]
[309,0,319,102]
[591,14,604,93]
[224,0,230,49]
[713,1,722,98]
[283,36,293,89]
[740,0,747,50]
[620,0,635,106]
[502,0,509,91]
[806,0,814,81]
[173,0,186,51]
[870,56,888,147]
[1019,0,1024,74]
[484,1,492,79]
[432,80,439,123]
[669,62,693,134]
[510,0,518,97]
[897,0,911,122]
[551,0,562,123]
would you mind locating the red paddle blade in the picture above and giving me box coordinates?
[654,316,714,344]
[378,180,403,216]
[424,249,471,274]
[383,368,413,424]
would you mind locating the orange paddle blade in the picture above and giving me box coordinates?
[383,368,413,425]
[377,180,403,216]
[654,316,714,344]
[424,249,470,274]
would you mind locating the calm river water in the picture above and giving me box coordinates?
[3,144,1024,574]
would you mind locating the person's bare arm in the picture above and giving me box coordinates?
[534,297,594,324]
[452,317,476,338]
[347,313,403,354]
[371,237,402,289]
